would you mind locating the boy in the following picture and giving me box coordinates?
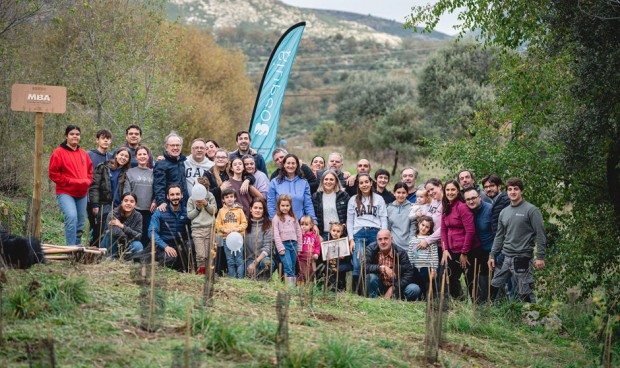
[87,129,113,247]
[215,188,248,278]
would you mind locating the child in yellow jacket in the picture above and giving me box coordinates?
[215,188,248,278]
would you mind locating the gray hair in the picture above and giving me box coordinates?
[164,131,183,147]
[329,152,344,162]
[401,167,419,179]
[272,148,288,157]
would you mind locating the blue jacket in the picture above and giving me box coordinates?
[148,202,190,249]
[267,175,317,222]
[473,200,494,252]
[153,152,188,206]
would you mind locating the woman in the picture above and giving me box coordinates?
[225,157,261,217]
[100,192,144,259]
[205,140,220,163]
[124,145,156,248]
[89,147,132,245]
[440,179,481,300]
[245,197,273,279]
[206,148,230,209]
[267,153,317,223]
[48,125,93,246]
[310,155,325,179]
[312,170,349,240]
[346,173,388,293]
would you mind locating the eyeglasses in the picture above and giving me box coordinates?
[168,144,181,148]
[465,196,480,202]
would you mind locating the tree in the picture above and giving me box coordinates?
[417,40,497,138]
[369,105,431,175]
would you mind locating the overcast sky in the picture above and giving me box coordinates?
[280,0,461,35]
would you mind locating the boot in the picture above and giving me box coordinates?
[352,275,359,295]
[197,266,206,275]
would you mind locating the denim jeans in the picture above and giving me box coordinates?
[100,234,143,260]
[57,194,88,246]
[224,239,244,278]
[366,273,421,301]
[278,240,298,277]
[352,227,379,276]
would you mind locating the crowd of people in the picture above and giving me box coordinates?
[47,124,548,303]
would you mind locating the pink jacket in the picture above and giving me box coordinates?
[441,200,479,254]
[272,214,303,252]
[299,232,321,259]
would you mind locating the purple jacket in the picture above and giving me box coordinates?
[441,200,479,254]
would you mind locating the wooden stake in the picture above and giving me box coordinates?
[472,259,478,312]
[27,112,44,239]
[148,228,156,332]
[488,265,492,322]
[185,303,191,368]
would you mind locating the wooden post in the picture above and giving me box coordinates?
[28,112,44,239]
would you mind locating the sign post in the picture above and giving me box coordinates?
[11,84,67,239]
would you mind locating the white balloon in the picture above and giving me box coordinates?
[191,184,207,201]
[226,231,243,254]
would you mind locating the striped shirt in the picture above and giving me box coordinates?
[408,235,439,272]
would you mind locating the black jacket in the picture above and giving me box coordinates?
[89,162,128,207]
[365,242,415,295]
[491,191,511,237]
[312,190,350,236]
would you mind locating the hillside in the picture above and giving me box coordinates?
[1,261,595,367]
[165,0,451,138]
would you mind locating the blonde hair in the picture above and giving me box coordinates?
[300,215,315,229]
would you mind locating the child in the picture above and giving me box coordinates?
[272,194,302,286]
[323,222,351,292]
[298,216,321,283]
[187,177,217,275]
[408,188,431,233]
[215,188,248,278]
[387,182,415,251]
[408,216,439,297]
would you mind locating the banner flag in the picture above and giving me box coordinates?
[249,22,305,163]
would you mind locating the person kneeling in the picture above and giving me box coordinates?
[100,192,143,260]
[365,229,421,301]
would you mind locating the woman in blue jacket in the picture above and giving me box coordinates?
[267,154,317,223]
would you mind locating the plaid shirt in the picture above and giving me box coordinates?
[378,249,395,287]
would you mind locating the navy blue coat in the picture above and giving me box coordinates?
[153,152,188,206]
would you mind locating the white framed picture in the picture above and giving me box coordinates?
[321,237,350,260]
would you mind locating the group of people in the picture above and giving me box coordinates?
[48,124,548,303]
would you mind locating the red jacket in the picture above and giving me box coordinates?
[48,143,93,197]
[441,200,479,254]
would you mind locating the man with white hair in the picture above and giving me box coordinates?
[154,131,188,211]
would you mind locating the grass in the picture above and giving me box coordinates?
[0,262,602,367]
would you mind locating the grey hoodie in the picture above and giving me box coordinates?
[387,201,415,251]
[184,154,214,194]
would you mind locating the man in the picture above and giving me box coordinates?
[229,131,268,176]
[148,185,192,271]
[365,230,421,301]
[458,170,491,204]
[242,155,268,198]
[374,169,396,205]
[122,124,153,168]
[87,129,113,247]
[269,148,319,193]
[488,178,547,303]
[463,187,493,302]
[185,138,214,195]
[481,174,511,237]
[400,167,419,203]
[153,132,188,211]
[317,152,349,186]
[344,159,373,197]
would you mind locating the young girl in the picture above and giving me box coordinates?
[408,216,439,297]
[408,188,431,232]
[245,197,273,279]
[272,194,302,286]
[298,216,321,283]
[215,188,248,278]
[387,182,413,251]
[346,173,388,293]
[225,157,260,218]
[187,177,217,275]
[89,147,132,246]
[324,222,351,291]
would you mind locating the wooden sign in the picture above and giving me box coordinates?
[11,84,67,114]
[321,237,350,260]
